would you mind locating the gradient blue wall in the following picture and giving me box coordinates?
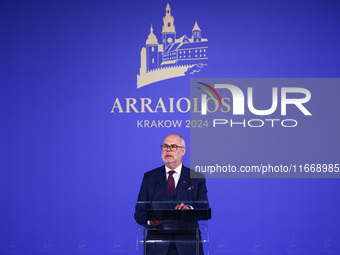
[1,0,340,254]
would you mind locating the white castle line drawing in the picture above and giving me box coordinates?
[137,3,208,88]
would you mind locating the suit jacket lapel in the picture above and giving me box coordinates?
[158,165,171,201]
[175,166,190,202]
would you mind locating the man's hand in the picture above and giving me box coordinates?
[175,203,191,210]
[149,220,163,226]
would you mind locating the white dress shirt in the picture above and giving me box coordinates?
[165,164,182,189]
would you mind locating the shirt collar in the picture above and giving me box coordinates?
[165,163,182,176]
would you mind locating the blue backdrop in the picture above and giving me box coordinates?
[1,0,340,254]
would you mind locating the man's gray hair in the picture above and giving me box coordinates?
[178,135,185,147]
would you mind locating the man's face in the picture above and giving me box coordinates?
[161,135,186,169]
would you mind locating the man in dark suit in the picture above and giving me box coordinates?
[135,134,209,255]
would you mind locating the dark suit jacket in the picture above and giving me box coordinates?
[135,165,208,255]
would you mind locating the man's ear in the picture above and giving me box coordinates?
[181,147,186,156]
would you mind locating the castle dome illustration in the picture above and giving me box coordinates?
[137,3,208,88]
[146,25,159,45]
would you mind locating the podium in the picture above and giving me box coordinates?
[135,201,211,255]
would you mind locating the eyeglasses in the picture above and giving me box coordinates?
[160,144,184,151]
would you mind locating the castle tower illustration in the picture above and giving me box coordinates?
[146,25,159,72]
[192,21,202,42]
[137,3,208,88]
[162,3,176,50]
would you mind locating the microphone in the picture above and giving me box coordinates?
[183,180,195,208]
[150,182,162,206]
